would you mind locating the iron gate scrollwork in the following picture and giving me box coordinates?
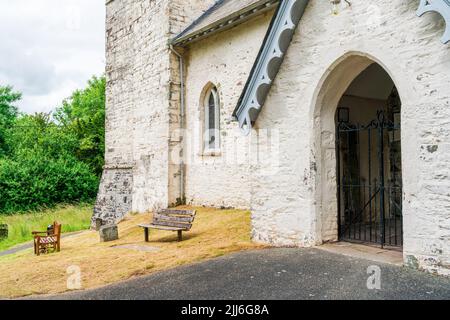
[336,110,403,248]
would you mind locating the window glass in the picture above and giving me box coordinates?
[208,92,216,148]
[204,87,220,152]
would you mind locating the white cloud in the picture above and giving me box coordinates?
[0,0,105,114]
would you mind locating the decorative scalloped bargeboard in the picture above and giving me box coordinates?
[233,0,309,135]
[417,0,450,44]
[233,0,448,135]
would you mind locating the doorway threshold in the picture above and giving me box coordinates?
[317,242,403,266]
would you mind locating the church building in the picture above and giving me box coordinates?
[95,0,450,276]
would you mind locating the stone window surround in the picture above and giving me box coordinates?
[201,84,222,157]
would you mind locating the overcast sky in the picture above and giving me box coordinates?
[0,0,105,114]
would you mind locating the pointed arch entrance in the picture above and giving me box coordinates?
[313,52,403,250]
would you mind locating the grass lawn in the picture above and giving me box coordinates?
[0,205,93,252]
[0,207,263,298]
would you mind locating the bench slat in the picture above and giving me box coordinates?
[153,213,194,223]
[152,219,192,230]
[158,209,196,216]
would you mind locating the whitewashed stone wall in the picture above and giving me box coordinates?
[183,12,274,209]
[167,0,217,206]
[251,0,450,275]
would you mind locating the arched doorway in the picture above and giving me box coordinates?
[336,64,402,249]
[313,53,403,250]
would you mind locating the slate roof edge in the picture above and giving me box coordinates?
[171,0,280,47]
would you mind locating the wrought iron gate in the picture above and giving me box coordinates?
[336,110,403,248]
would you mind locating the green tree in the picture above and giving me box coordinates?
[54,76,106,175]
[0,86,22,155]
[7,113,79,160]
[0,77,105,214]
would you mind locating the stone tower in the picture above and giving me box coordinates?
[93,0,216,226]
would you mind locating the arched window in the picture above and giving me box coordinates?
[203,86,220,153]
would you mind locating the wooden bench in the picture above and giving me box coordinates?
[139,209,196,242]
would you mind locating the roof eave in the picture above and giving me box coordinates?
[171,0,280,47]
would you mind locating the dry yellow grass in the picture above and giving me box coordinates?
[0,207,264,298]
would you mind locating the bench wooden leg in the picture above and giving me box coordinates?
[177,231,182,242]
[144,228,149,242]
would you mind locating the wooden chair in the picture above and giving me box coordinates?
[33,222,62,256]
[139,209,196,242]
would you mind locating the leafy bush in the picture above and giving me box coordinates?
[0,156,98,213]
[0,76,105,214]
